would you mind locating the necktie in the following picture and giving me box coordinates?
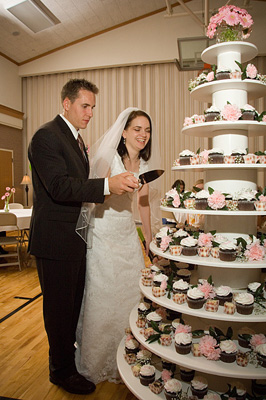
[77,133,87,161]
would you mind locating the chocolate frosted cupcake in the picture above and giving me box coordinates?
[191,376,208,399]
[164,378,182,400]
[208,148,224,164]
[174,332,192,354]
[219,241,237,262]
[139,364,156,386]
[204,105,221,122]
[179,149,195,165]
[187,287,205,309]
[219,340,238,363]
[235,293,254,315]
[180,237,198,256]
[215,285,233,306]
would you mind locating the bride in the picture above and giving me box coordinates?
[75,107,161,384]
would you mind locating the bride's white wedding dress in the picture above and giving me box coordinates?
[75,152,148,384]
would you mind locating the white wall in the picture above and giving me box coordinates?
[0,56,21,110]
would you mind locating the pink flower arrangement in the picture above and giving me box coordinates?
[198,281,215,299]
[198,232,213,248]
[221,103,242,121]
[199,335,221,360]
[200,149,210,164]
[160,279,167,290]
[160,236,172,252]
[172,194,181,208]
[161,369,173,382]
[184,117,193,127]
[206,71,215,82]
[175,323,192,335]
[244,242,265,261]
[206,5,253,40]
[208,190,226,210]
[250,334,266,350]
[258,194,266,202]
[246,64,258,79]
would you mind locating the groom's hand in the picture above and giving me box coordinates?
[108,172,139,195]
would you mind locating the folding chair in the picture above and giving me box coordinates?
[0,213,21,270]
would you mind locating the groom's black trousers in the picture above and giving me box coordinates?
[36,255,86,379]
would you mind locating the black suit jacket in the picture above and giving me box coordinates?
[28,115,104,260]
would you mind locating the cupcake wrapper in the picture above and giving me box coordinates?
[142,277,152,286]
[205,300,219,312]
[169,245,182,256]
[224,155,235,164]
[198,247,211,257]
[160,335,172,346]
[255,201,266,211]
[211,247,219,258]
[173,293,187,304]
[136,318,146,328]
[152,286,166,297]
[224,303,236,314]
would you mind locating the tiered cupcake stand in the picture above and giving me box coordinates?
[117,41,266,399]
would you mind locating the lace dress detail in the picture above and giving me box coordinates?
[75,153,148,384]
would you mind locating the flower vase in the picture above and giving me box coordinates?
[4,201,9,212]
[216,24,243,43]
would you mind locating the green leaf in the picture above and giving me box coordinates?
[226,326,233,339]
[192,329,204,338]
[208,186,214,195]
[235,60,244,72]
[207,275,213,285]
[146,334,161,343]
[150,321,160,333]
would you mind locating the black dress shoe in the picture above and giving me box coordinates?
[50,371,96,394]
[0,246,8,255]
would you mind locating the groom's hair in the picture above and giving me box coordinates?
[117,110,152,162]
[61,79,99,103]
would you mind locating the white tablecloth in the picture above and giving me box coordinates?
[0,209,32,231]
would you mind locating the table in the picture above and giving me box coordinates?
[0,209,32,231]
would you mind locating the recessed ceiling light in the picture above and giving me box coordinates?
[6,0,60,33]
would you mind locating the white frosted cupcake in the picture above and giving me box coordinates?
[204,105,221,122]
[215,285,233,305]
[219,241,237,262]
[139,364,155,386]
[187,287,205,309]
[191,376,208,399]
[174,332,192,354]
[153,273,168,287]
[208,148,224,164]
[219,340,238,363]
[195,190,210,210]
[180,237,198,256]
[256,343,266,367]
[241,104,256,120]
[146,311,162,327]
[179,149,195,165]
[173,279,189,294]
[164,378,182,400]
[247,281,262,295]
[235,292,254,315]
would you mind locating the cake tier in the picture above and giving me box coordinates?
[150,242,265,270]
[161,206,266,216]
[182,121,266,138]
[139,280,266,323]
[201,42,258,67]
[191,79,266,103]
[129,306,266,380]
[172,164,266,172]
[117,337,190,400]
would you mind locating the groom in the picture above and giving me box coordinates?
[28,78,138,395]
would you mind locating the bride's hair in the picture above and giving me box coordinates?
[117,110,152,161]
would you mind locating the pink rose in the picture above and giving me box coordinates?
[250,334,266,350]
[206,71,214,82]
[259,195,266,202]
[166,188,178,199]
[199,335,221,360]
[262,115,266,123]
[160,279,167,290]
[198,232,213,248]
[172,194,181,208]
[161,369,172,382]
[208,191,226,210]
[160,236,172,252]
[221,104,241,121]
[264,239,266,248]
[246,63,257,79]
[200,149,210,164]
[244,242,265,261]
[184,117,193,126]
[198,281,215,299]
[175,324,192,334]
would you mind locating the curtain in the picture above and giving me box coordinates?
[22,57,265,204]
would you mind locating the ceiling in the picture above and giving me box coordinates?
[0,0,265,66]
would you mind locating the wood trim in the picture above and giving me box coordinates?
[0,105,24,120]
[0,51,19,66]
